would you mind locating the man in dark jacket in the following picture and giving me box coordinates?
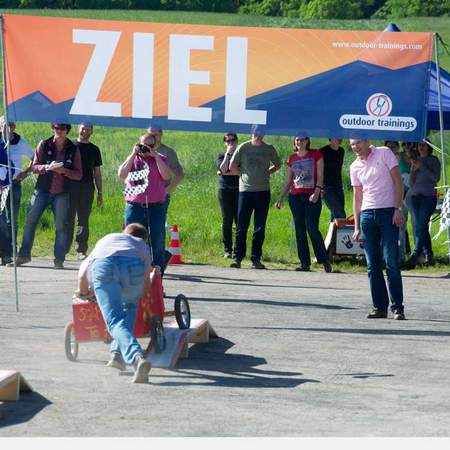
[11,123,82,269]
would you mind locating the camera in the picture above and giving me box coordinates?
[136,143,150,154]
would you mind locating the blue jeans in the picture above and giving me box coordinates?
[0,182,21,259]
[410,194,437,257]
[90,256,145,364]
[124,201,165,272]
[19,190,69,262]
[233,191,270,261]
[360,208,404,313]
[322,185,346,222]
[288,194,328,266]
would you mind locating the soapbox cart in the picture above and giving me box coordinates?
[64,268,191,361]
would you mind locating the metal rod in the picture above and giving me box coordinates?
[433,32,450,266]
[1,15,19,312]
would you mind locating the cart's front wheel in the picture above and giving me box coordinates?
[64,322,79,361]
[175,294,191,329]
[151,317,167,353]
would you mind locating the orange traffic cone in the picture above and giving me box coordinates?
[168,224,184,264]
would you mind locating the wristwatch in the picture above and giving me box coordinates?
[396,207,403,212]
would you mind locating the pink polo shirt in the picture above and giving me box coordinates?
[350,145,398,211]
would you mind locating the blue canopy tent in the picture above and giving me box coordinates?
[384,23,450,131]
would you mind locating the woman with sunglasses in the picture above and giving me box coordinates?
[118,133,172,273]
[216,133,240,258]
[275,134,332,272]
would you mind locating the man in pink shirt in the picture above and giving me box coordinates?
[350,139,405,320]
[12,123,82,269]
[118,133,172,274]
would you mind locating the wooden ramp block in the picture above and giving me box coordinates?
[0,370,33,401]
[145,319,217,369]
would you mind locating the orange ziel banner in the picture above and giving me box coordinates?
[2,14,433,139]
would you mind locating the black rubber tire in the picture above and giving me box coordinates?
[174,294,191,329]
[64,322,79,362]
[151,317,167,353]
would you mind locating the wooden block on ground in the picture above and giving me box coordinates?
[0,370,33,401]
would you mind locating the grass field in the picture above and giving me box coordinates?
[1,9,450,271]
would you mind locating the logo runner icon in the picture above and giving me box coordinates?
[366,93,392,117]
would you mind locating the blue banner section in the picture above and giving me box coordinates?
[8,61,431,140]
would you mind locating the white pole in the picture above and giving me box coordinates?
[1,15,20,312]
[433,33,450,266]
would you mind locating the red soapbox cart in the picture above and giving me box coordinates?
[64,268,191,361]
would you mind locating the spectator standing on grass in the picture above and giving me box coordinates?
[216,132,240,259]
[147,125,184,258]
[66,123,103,260]
[275,134,332,273]
[229,125,281,269]
[118,133,172,274]
[75,223,153,383]
[385,140,410,262]
[405,139,441,269]
[11,123,81,269]
[0,117,34,266]
[350,138,405,320]
[319,138,346,221]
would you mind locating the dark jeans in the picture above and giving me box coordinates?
[19,190,69,262]
[322,185,346,221]
[360,208,404,313]
[410,194,437,257]
[218,188,239,254]
[0,182,21,260]
[124,201,166,273]
[66,182,95,254]
[288,193,328,266]
[233,190,270,262]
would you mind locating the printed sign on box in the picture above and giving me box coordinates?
[335,226,365,256]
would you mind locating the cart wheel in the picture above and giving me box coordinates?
[151,317,167,353]
[64,322,79,362]
[175,294,191,329]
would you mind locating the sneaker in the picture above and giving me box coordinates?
[404,255,418,270]
[393,310,406,320]
[106,352,126,371]
[223,252,232,259]
[7,256,31,267]
[230,260,241,268]
[295,264,311,272]
[1,257,13,266]
[54,259,64,269]
[366,309,388,319]
[323,262,332,273]
[251,260,266,270]
[426,253,435,266]
[132,355,151,383]
[77,252,87,261]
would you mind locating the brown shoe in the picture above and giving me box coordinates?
[366,309,388,319]
[393,310,406,320]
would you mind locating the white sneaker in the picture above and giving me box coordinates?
[132,355,151,383]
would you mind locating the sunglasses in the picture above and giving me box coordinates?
[54,126,67,131]
[225,138,237,143]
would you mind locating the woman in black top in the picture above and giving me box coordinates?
[216,133,240,258]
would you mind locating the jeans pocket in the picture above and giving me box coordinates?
[127,262,145,287]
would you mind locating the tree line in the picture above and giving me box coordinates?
[0,0,449,19]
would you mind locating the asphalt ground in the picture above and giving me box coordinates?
[1,258,450,438]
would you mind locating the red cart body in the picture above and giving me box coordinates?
[71,268,165,343]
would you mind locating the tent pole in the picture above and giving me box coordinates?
[433,33,450,267]
[1,15,20,312]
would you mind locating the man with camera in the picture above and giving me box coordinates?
[118,133,172,273]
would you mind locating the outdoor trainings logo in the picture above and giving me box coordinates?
[339,93,417,132]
